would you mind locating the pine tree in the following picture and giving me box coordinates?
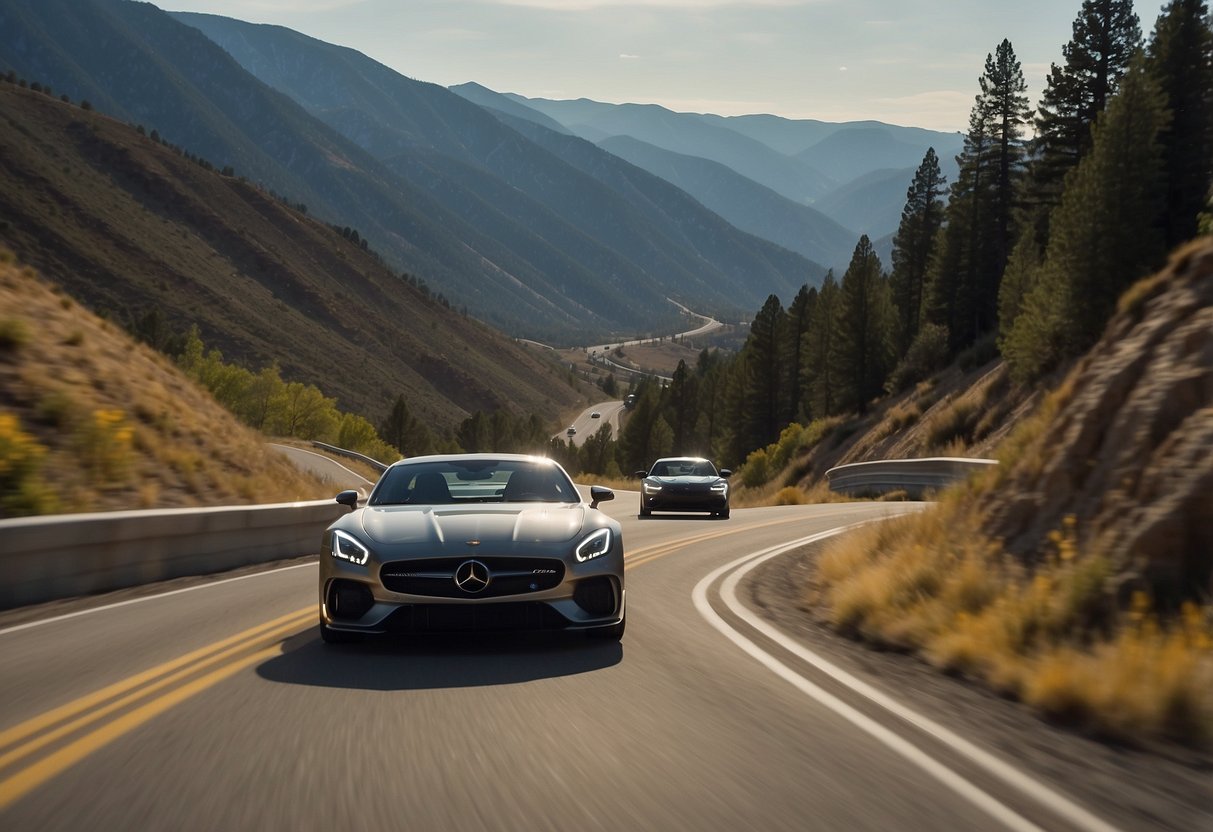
[742,295,786,450]
[1004,57,1168,381]
[890,148,947,353]
[832,236,895,414]
[803,272,840,418]
[1032,0,1142,215]
[781,284,817,423]
[1146,0,1213,247]
[925,40,1031,350]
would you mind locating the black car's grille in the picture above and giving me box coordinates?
[382,603,571,633]
[380,557,565,598]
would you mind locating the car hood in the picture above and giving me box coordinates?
[357,504,587,546]
[652,476,719,485]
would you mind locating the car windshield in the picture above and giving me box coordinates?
[370,459,579,506]
[651,460,717,477]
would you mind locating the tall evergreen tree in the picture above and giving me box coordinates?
[1032,0,1142,215]
[925,40,1031,350]
[1146,0,1213,247]
[890,148,947,353]
[742,295,786,451]
[802,271,840,419]
[381,395,433,457]
[781,284,817,423]
[1004,57,1169,380]
[832,236,895,414]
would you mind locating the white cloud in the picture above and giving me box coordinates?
[619,53,641,59]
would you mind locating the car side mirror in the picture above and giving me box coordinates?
[335,490,360,509]
[633,470,647,479]
[719,469,732,479]
[589,485,614,509]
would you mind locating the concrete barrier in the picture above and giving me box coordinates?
[0,500,347,610]
[825,457,997,499]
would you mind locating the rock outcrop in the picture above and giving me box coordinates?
[985,238,1213,600]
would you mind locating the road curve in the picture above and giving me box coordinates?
[0,498,1162,831]
[554,400,625,447]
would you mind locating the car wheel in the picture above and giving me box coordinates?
[587,614,625,641]
[718,506,730,519]
[639,504,651,518]
[319,622,360,644]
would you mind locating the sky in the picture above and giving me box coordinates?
[162,0,1160,133]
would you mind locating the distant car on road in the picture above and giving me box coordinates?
[591,411,601,418]
[320,454,625,643]
[635,457,732,519]
[566,425,577,436]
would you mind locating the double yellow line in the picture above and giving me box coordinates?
[0,511,815,810]
[0,606,313,810]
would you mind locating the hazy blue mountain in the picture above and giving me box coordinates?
[175,12,821,324]
[0,0,649,342]
[598,135,858,272]
[449,82,570,134]
[796,127,946,187]
[814,168,917,240]
[506,94,836,203]
[705,113,963,160]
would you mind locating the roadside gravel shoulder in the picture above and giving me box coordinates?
[744,541,1212,832]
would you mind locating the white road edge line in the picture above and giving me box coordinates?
[0,562,319,637]
[693,525,1123,832]
[269,443,375,486]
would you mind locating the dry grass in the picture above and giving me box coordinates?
[0,253,331,516]
[575,474,640,492]
[813,497,1213,745]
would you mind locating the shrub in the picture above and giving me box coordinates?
[887,323,949,392]
[0,318,31,352]
[0,413,57,516]
[772,486,807,505]
[76,409,134,485]
[739,447,770,488]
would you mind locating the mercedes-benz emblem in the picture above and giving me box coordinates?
[454,559,490,594]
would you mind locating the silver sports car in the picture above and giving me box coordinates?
[319,454,625,643]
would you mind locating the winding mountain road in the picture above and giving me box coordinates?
[0,497,1193,831]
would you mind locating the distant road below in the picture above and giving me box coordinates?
[553,400,626,446]
[270,443,374,491]
[585,299,722,381]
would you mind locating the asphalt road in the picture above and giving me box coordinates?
[0,497,1160,831]
[270,443,375,491]
[555,400,625,447]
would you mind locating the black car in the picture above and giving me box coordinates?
[635,457,732,519]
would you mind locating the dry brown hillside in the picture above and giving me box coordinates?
[0,251,330,516]
[0,83,591,429]
[984,238,1213,601]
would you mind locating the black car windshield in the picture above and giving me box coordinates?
[651,460,718,477]
[370,459,579,506]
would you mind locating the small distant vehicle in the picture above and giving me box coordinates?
[319,454,625,642]
[591,411,601,419]
[566,425,577,436]
[635,457,732,519]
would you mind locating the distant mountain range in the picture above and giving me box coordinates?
[453,86,963,268]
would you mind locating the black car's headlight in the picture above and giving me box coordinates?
[642,481,662,494]
[331,529,370,566]
[575,528,612,562]
[711,481,728,493]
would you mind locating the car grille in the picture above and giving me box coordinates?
[379,557,565,598]
[382,602,571,633]
[573,576,617,616]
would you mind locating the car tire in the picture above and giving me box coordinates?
[639,504,651,518]
[319,623,360,644]
[587,614,625,641]
[718,506,730,519]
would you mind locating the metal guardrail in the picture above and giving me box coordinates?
[0,499,347,610]
[311,441,390,473]
[825,457,998,499]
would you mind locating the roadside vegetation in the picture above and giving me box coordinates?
[0,251,330,516]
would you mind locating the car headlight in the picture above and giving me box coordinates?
[642,481,662,494]
[711,482,728,492]
[575,528,612,562]
[331,529,370,566]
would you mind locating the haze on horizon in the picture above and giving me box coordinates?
[166,0,1156,133]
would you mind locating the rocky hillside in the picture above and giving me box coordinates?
[0,251,330,516]
[984,238,1213,600]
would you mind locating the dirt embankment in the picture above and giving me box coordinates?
[985,238,1213,601]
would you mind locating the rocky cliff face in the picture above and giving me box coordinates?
[984,238,1213,601]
